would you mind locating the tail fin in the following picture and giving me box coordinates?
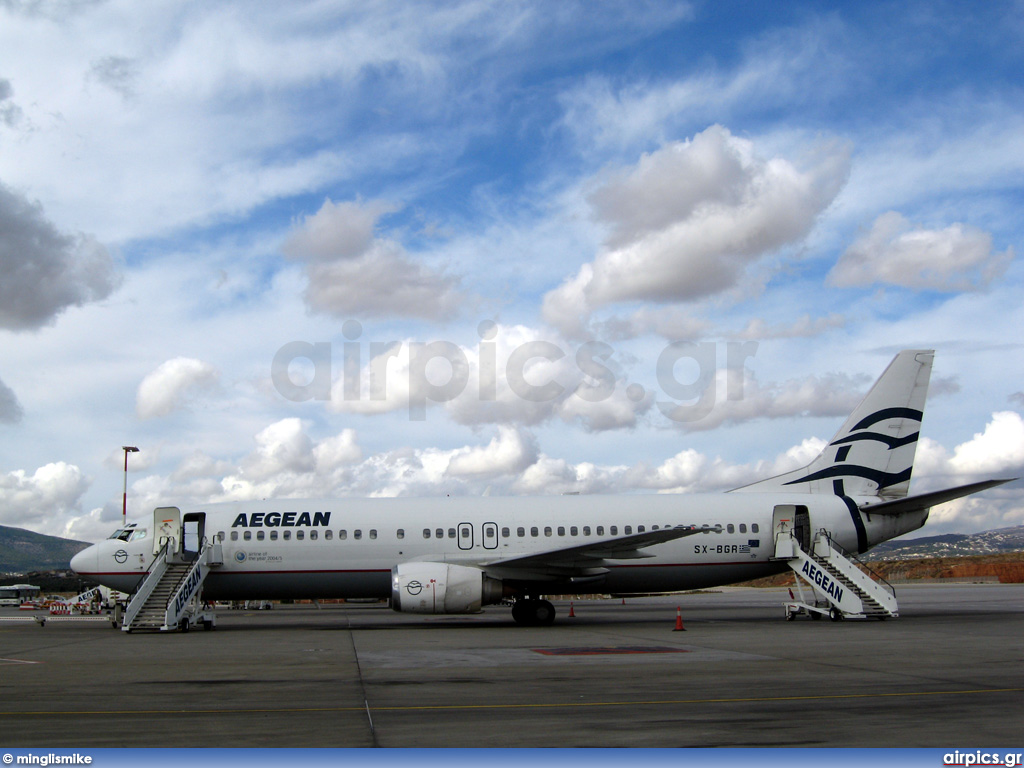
[731,350,934,500]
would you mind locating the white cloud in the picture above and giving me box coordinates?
[204,418,361,501]
[664,369,868,433]
[948,411,1024,477]
[512,455,606,495]
[283,198,395,262]
[1,2,682,243]
[313,429,363,473]
[327,323,652,431]
[282,198,463,320]
[0,77,23,127]
[0,376,23,424]
[904,413,1024,532]
[446,426,538,478]
[556,17,850,153]
[543,126,850,335]
[592,307,712,342]
[736,314,846,340]
[0,462,89,528]
[240,418,316,481]
[0,181,120,330]
[225,419,362,490]
[829,211,1014,291]
[136,357,219,419]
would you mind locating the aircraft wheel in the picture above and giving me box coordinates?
[533,600,556,626]
[511,600,530,625]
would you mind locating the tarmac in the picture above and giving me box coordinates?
[1,583,1022,748]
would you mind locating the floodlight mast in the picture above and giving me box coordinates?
[122,446,139,525]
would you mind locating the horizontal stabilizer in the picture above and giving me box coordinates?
[857,478,1015,516]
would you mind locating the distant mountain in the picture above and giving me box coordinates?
[0,525,91,575]
[865,525,1024,560]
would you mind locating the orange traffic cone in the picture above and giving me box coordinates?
[672,606,685,631]
[568,601,576,618]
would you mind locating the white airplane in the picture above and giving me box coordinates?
[70,350,1011,626]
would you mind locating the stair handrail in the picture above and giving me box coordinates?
[817,528,896,600]
[122,539,172,630]
[126,538,172,598]
[163,539,210,630]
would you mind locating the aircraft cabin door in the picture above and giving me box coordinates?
[182,512,206,562]
[153,506,181,555]
[482,522,498,550]
[793,505,811,551]
[772,504,795,556]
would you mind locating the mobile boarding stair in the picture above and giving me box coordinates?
[120,537,222,633]
[774,528,897,621]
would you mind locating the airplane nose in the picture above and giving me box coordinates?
[70,546,97,575]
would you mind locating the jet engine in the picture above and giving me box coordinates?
[390,562,504,614]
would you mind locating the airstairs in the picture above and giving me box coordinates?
[774,528,897,621]
[121,538,221,632]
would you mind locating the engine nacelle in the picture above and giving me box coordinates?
[391,562,504,614]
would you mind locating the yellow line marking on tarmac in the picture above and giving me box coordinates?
[1,687,1021,716]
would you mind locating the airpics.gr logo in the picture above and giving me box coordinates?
[943,751,1022,767]
[234,551,247,563]
[272,331,758,423]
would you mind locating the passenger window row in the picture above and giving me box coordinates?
[220,522,758,543]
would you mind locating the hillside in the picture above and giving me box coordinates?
[743,550,1024,587]
[864,525,1024,560]
[869,551,1024,583]
[0,525,91,575]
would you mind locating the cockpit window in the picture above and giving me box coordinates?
[108,524,146,542]
[109,527,133,542]
[107,528,147,544]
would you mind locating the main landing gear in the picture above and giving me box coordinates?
[511,598,556,626]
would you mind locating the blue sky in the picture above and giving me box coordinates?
[1,0,1022,542]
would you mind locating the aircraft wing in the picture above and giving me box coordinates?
[479,525,710,582]
[858,478,1015,516]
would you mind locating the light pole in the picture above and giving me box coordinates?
[122,446,139,524]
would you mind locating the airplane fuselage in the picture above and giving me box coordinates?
[71,492,926,601]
